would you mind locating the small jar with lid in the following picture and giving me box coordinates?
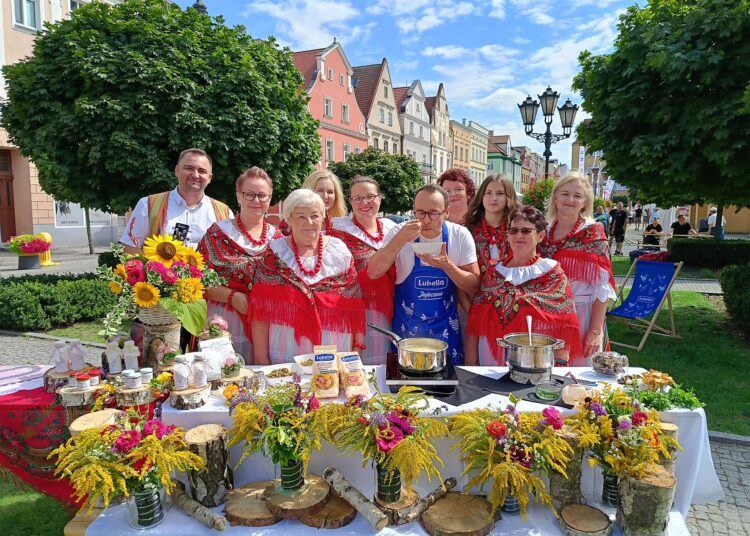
[89,368,102,386]
[124,372,142,389]
[68,371,78,388]
[140,368,153,383]
[77,373,91,390]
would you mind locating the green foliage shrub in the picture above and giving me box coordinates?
[0,285,50,331]
[97,250,119,269]
[667,238,750,270]
[719,263,750,340]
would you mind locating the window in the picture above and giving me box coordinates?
[326,139,335,162]
[327,68,333,80]
[416,102,421,113]
[419,125,423,139]
[409,122,414,135]
[14,0,39,28]
[374,138,379,149]
[379,108,385,123]
[384,86,388,98]
[387,111,392,126]
[324,97,332,118]
[70,0,83,10]
[355,146,361,154]
[343,144,351,160]
[341,103,349,123]
[339,74,345,85]
[393,142,397,154]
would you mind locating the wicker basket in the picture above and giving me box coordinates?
[137,304,177,326]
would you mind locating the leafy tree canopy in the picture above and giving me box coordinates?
[0,0,320,213]
[573,0,750,208]
[329,148,424,214]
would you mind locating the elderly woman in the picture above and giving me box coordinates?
[329,176,398,365]
[250,189,366,365]
[539,172,616,366]
[437,168,476,225]
[466,206,581,365]
[198,167,276,361]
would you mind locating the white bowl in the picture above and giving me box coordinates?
[411,241,443,256]
[260,363,300,386]
[293,353,315,375]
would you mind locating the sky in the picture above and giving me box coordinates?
[174,0,639,167]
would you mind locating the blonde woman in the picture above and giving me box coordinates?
[302,170,347,232]
[539,172,616,365]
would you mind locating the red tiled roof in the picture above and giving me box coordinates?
[393,86,409,111]
[352,62,384,118]
[425,96,436,121]
[292,48,325,91]
[490,134,510,144]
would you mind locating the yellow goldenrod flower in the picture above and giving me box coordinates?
[133,282,160,308]
[173,277,204,303]
[143,234,185,268]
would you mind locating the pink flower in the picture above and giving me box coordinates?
[171,261,187,269]
[161,269,178,285]
[209,316,229,331]
[146,261,167,275]
[224,357,235,368]
[307,395,320,411]
[142,420,167,439]
[386,412,416,435]
[165,425,177,436]
[189,266,203,279]
[542,407,564,430]
[375,424,404,453]
[126,270,146,285]
[125,259,144,272]
[113,430,141,452]
[632,411,649,426]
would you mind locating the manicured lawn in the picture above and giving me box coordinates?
[607,291,749,435]
[610,255,718,279]
[0,479,71,536]
[47,319,132,343]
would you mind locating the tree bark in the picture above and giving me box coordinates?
[185,424,233,507]
[549,427,584,511]
[172,481,227,531]
[658,422,679,475]
[375,487,419,526]
[84,207,94,255]
[169,385,211,410]
[142,322,182,369]
[399,477,457,524]
[298,492,357,529]
[322,466,389,531]
[69,408,123,437]
[115,384,155,408]
[559,503,613,536]
[616,464,676,536]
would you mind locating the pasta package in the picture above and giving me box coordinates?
[312,345,339,398]
[338,352,371,399]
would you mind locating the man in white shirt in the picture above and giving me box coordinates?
[119,148,232,253]
[367,184,480,364]
[707,207,726,239]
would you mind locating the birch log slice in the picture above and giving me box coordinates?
[44,369,70,394]
[558,504,613,536]
[224,481,280,527]
[185,424,233,507]
[115,385,155,408]
[298,492,357,529]
[218,368,255,388]
[172,480,228,531]
[262,474,331,519]
[57,385,97,407]
[375,488,419,526]
[549,426,584,511]
[169,385,211,410]
[616,464,676,536]
[420,492,494,536]
[69,408,124,437]
[658,422,679,475]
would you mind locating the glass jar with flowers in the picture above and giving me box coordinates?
[50,410,204,529]
[226,377,323,492]
[201,315,231,341]
[221,354,242,378]
[449,394,574,518]
[317,385,448,504]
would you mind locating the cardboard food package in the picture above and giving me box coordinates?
[312,345,339,398]
[337,352,371,399]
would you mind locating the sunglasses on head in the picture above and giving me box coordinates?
[508,227,536,235]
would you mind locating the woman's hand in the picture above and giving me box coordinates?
[231,292,248,315]
[583,328,603,357]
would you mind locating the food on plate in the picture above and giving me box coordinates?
[267,367,293,379]
[641,369,674,391]
[300,358,313,367]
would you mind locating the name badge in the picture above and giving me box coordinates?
[173,222,190,242]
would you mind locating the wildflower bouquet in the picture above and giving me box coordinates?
[449,395,573,517]
[149,371,173,401]
[9,233,51,254]
[226,378,323,474]
[97,237,225,337]
[50,410,204,512]
[567,385,680,478]
[317,385,448,491]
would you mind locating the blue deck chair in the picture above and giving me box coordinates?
[607,259,683,351]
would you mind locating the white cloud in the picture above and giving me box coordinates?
[467,87,527,114]
[568,0,623,8]
[422,45,472,59]
[509,0,555,26]
[512,36,531,45]
[245,0,368,50]
[487,0,506,19]
[395,1,476,34]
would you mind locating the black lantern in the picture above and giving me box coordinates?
[558,99,579,136]
[538,87,560,117]
[517,96,539,134]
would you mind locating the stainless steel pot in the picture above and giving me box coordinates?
[497,332,564,384]
[367,323,447,373]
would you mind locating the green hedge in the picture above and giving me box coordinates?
[97,250,119,269]
[720,263,750,340]
[667,238,750,270]
[0,273,115,331]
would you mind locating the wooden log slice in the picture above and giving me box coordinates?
[616,464,676,536]
[157,363,174,373]
[218,367,255,388]
[224,481,281,527]
[420,492,494,536]
[262,474,331,519]
[375,488,419,526]
[168,384,211,410]
[115,384,155,408]
[298,492,357,529]
[658,422,679,475]
[57,385,97,407]
[69,408,124,437]
[44,369,71,394]
[185,424,233,507]
[559,504,613,536]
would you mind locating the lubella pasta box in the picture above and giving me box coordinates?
[337,352,371,399]
[312,345,339,398]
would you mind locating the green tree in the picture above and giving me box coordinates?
[573,0,750,237]
[522,178,556,213]
[0,0,319,216]
[329,148,424,214]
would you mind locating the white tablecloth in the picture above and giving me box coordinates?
[86,366,723,535]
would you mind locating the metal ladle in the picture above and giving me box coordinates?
[526,315,533,347]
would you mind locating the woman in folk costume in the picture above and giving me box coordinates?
[539,172,616,366]
[328,176,398,365]
[467,206,581,365]
[198,167,276,361]
[275,170,347,237]
[250,189,366,365]
[463,174,519,365]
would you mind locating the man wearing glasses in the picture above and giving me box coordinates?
[367,184,480,365]
[120,148,232,253]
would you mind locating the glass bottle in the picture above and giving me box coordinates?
[105,342,123,374]
[172,356,190,391]
[68,339,86,371]
[51,340,69,373]
[122,340,140,371]
[191,354,207,388]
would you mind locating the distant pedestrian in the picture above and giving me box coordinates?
[634,201,643,231]
[670,214,697,237]
[609,202,629,256]
[595,205,609,237]
[707,207,726,239]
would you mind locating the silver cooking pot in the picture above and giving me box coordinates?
[497,333,565,382]
[368,323,447,373]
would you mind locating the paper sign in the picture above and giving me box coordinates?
[198,337,236,380]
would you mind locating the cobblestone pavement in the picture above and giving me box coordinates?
[2,332,748,534]
[614,276,723,295]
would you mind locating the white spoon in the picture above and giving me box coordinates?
[526,315,533,347]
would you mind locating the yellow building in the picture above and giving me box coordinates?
[449,119,472,176]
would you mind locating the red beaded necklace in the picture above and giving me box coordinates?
[481,217,506,246]
[290,234,324,276]
[506,254,541,268]
[236,216,268,247]
[549,218,584,245]
[324,216,332,234]
[352,216,384,242]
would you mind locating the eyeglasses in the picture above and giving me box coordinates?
[508,227,536,235]
[239,191,271,202]
[413,209,446,221]
[350,194,379,205]
[444,188,465,195]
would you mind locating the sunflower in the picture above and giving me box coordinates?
[108,280,123,295]
[143,235,185,268]
[114,263,127,280]
[133,282,161,308]
[180,247,205,270]
[172,277,204,304]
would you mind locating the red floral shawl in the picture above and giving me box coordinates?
[327,226,396,320]
[538,221,615,290]
[467,261,581,364]
[250,247,366,345]
[470,220,510,275]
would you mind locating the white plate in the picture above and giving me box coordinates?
[293,353,315,375]
[260,363,301,386]
[411,241,443,255]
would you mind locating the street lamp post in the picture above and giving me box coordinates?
[517,87,578,179]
